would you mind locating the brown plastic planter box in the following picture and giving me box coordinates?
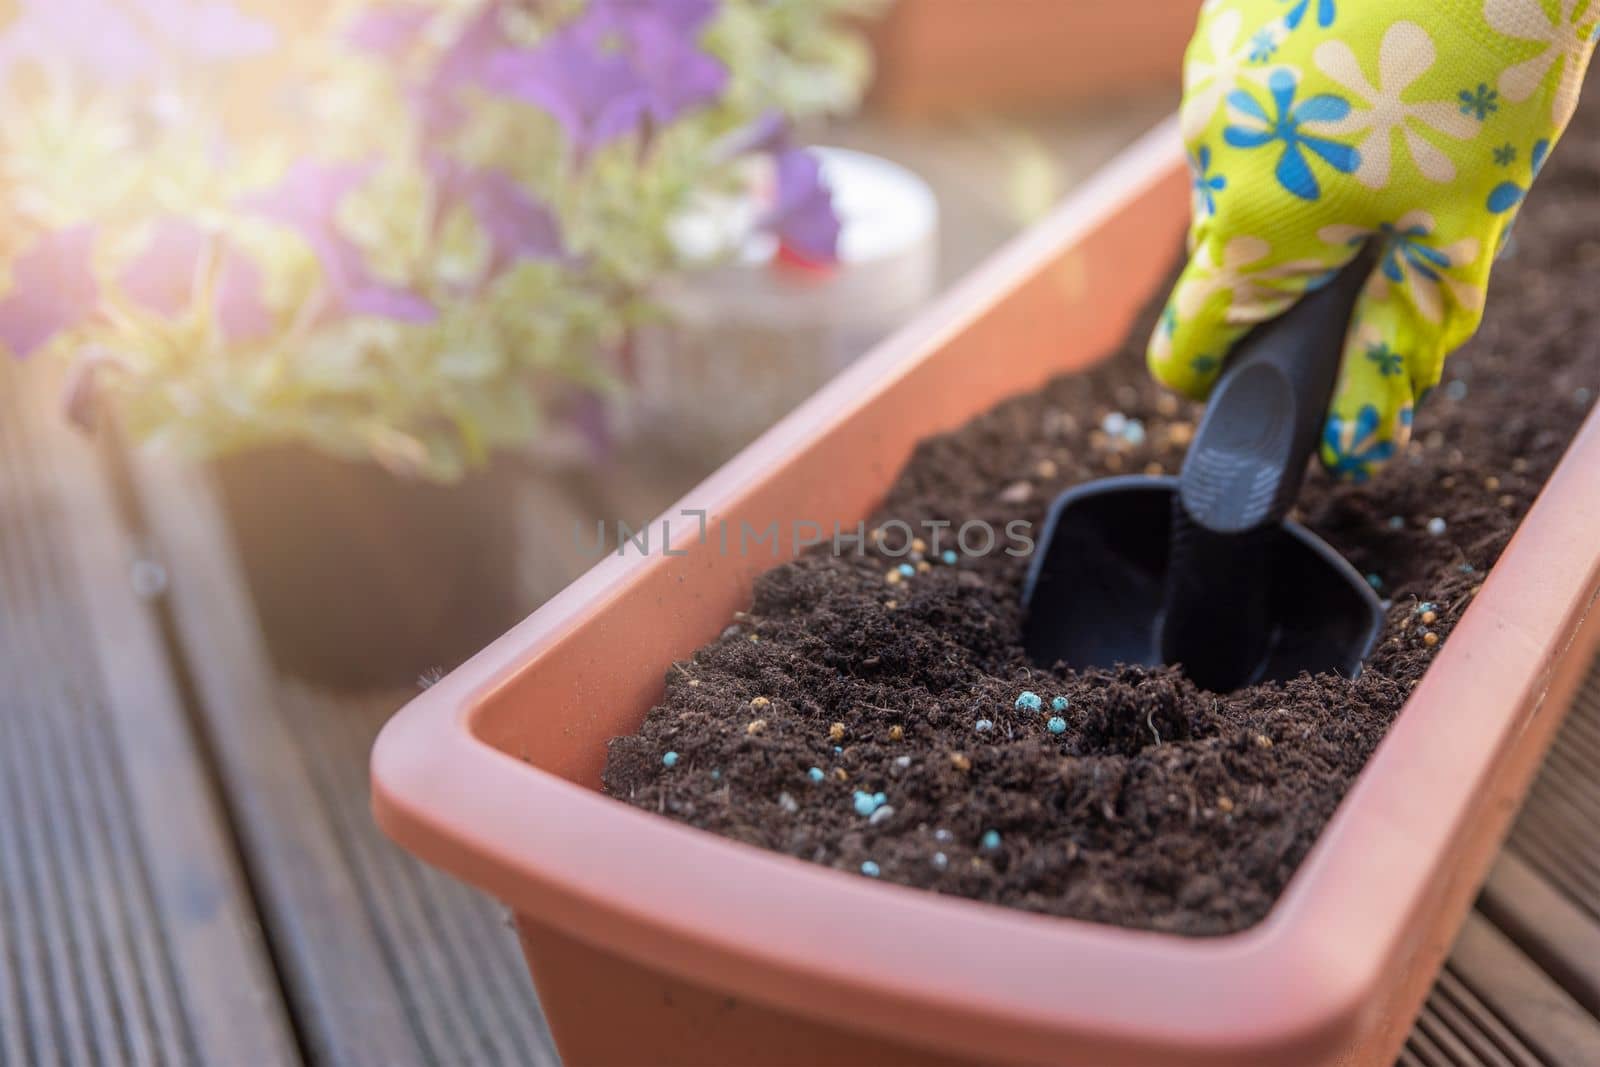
[866,0,1201,118]
[372,120,1600,1066]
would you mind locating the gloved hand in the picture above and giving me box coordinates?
[1151,0,1597,481]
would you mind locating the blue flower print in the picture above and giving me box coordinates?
[1248,27,1279,63]
[1191,354,1220,374]
[1488,182,1524,213]
[1323,405,1395,482]
[1365,341,1404,377]
[1190,145,1227,217]
[1328,219,1453,284]
[1488,138,1552,214]
[1533,138,1552,174]
[1224,70,1359,201]
[1458,83,1499,121]
[1493,143,1516,166]
[1373,220,1453,284]
[1282,0,1335,30]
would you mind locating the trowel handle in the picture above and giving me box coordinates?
[1178,243,1379,533]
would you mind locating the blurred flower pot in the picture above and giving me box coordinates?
[372,123,1600,1065]
[866,0,1202,117]
[4,0,880,614]
[631,147,938,465]
[214,445,525,690]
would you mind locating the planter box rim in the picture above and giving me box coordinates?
[373,116,1600,1065]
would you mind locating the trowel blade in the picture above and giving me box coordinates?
[1020,477,1384,686]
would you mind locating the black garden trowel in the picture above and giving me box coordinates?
[1021,246,1385,693]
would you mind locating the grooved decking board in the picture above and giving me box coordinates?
[124,451,560,1067]
[0,361,297,1066]
[1412,649,1600,1066]
[278,682,559,1066]
[1400,965,1543,1066]
[1480,853,1600,1021]
[1511,664,1600,928]
[1439,914,1600,1066]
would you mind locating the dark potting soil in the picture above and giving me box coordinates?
[603,94,1600,936]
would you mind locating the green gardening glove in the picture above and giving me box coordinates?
[1151,0,1597,481]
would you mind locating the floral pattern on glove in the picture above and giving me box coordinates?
[1154,0,1597,480]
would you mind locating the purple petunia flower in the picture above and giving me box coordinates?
[714,109,789,162]
[584,0,726,125]
[429,158,565,271]
[712,110,842,266]
[484,27,648,153]
[623,20,727,126]
[350,3,513,137]
[458,171,564,268]
[244,160,436,323]
[353,2,726,153]
[770,147,840,266]
[483,0,726,154]
[0,227,100,357]
[433,2,512,94]
[119,218,274,342]
[120,220,211,319]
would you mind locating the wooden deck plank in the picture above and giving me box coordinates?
[0,361,298,1067]
[122,455,434,1067]
[124,450,560,1067]
[1492,652,1600,1029]
[283,683,559,1065]
[1436,645,1600,1067]
[1423,969,1533,1066]
[1444,913,1600,1066]
[1512,679,1600,919]
[1480,853,1600,1020]
[1398,649,1600,1066]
